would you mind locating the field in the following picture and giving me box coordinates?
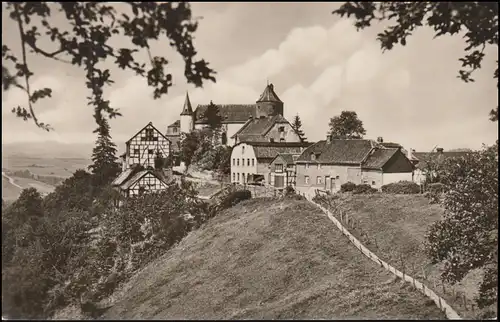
[97,198,445,320]
[316,193,493,319]
[1,155,91,201]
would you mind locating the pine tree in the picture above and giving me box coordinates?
[291,114,307,142]
[88,118,121,188]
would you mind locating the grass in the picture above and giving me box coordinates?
[100,198,445,320]
[194,181,222,198]
[316,193,493,319]
[2,176,23,201]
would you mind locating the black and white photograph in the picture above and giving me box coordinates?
[2,2,498,320]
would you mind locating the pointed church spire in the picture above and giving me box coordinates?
[256,82,283,103]
[180,91,193,115]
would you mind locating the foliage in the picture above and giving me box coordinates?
[340,181,357,193]
[203,100,222,131]
[180,128,229,175]
[291,114,307,142]
[333,2,498,121]
[180,130,204,168]
[381,181,420,194]
[352,184,378,194]
[219,189,252,210]
[328,111,366,139]
[2,2,216,132]
[425,144,498,308]
[88,118,121,188]
[424,182,447,204]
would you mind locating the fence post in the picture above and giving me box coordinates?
[442,282,446,294]
[462,294,467,310]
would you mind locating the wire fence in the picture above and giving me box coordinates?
[299,189,462,320]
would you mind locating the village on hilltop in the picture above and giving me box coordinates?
[110,82,470,198]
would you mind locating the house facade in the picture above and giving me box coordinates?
[113,122,174,197]
[268,153,300,189]
[410,148,470,184]
[232,114,302,145]
[167,83,291,147]
[294,137,415,194]
[230,142,311,185]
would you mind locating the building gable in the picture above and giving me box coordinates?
[381,149,415,173]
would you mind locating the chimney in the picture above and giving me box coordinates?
[377,136,383,143]
[436,147,444,154]
[407,148,414,159]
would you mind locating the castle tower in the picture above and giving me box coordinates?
[256,83,284,118]
[180,92,194,134]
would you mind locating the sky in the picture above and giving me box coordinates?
[1,2,498,153]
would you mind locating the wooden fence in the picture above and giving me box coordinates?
[299,189,462,320]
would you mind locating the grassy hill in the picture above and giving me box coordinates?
[315,193,492,319]
[96,197,444,320]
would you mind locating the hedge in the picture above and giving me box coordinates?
[381,181,420,194]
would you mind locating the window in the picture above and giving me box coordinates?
[311,153,316,161]
[242,173,245,183]
[134,148,140,156]
[241,158,245,166]
[270,138,275,142]
[278,126,285,132]
[237,173,240,182]
[242,146,245,154]
[251,158,255,166]
[232,173,235,181]
[280,138,285,142]
[247,158,250,166]
[173,127,177,133]
[317,176,322,184]
[232,158,235,166]
[305,175,310,185]
[145,128,154,141]
[336,175,340,179]
[237,159,240,166]
[148,149,154,154]
[275,164,283,172]
[306,163,309,169]
[221,132,227,145]
[317,164,321,169]
[372,181,376,185]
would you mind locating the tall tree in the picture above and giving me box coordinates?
[328,111,366,139]
[88,119,120,187]
[203,100,222,131]
[2,2,216,132]
[425,143,498,310]
[291,114,307,142]
[333,2,498,121]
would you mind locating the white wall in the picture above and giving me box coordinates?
[413,169,425,185]
[230,143,258,184]
[382,172,414,185]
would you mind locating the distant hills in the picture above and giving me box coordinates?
[2,140,126,160]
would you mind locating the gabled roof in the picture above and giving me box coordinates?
[413,151,470,169]
[362,148,400,170]
[168,120,180,128]
[231,114,291,139]
[180,92,193,115]
[112,168,173,191]
[194,104,258,124]
[379,142,402,149]
[126,122,172,145]
[239,142,312,160]
[296,139,377,164]
[270,153,299,165]
[256,83,282,103]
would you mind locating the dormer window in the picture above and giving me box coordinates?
[242,146,245,154]
[311,153,316,161]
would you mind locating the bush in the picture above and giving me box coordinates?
[284,186,295,196]
[219,189,252,209]
[340,182,357,193]
[381,181,420,194]
[353,184,378,194]
[425,182,447,204]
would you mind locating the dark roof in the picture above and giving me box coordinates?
[168,120,180,128]
[194,104,259,124]
[240,142,312,161]
[270,153,298,165]
[112,168,174,191]
[380,142,402,149]
[296,139,376,164]
[180,92,193,115]
[413,151,470,169]
[362,148,399,170]
[232,114,290,139]
[256,83,283,103]
[126,122,172,145]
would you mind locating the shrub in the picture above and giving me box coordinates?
[219,190,252,209]
[284,186,295,196]
[425,182,447,204]
[381,181,420,194]
[340,181,357,193]
[353,184,378,194]
[428,182,446,194]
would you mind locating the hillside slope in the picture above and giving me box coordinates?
[103,198,445,320]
